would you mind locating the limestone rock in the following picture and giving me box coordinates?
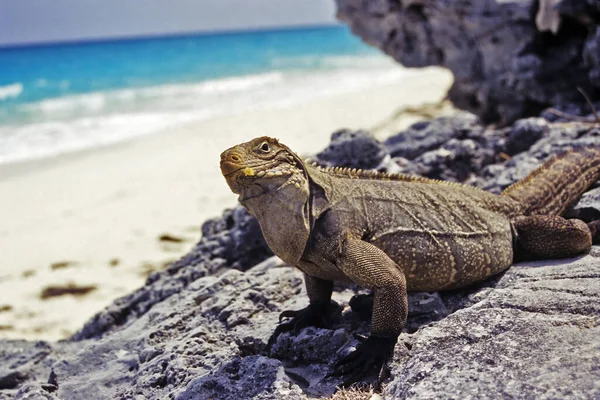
[336,0,600,124]
[316,129,387,170]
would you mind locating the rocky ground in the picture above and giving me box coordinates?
[2,109,600,399]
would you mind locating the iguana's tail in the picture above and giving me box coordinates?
[502,145,600,216]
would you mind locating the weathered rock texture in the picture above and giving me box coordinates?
[386,251,600,399]
[3,113,600,399]
[336,0,600,124]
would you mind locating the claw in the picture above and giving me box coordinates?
[341,368,372,389]
[328,334,397,390]
[335,349,361,368]
[279,309,299,322]
[267,322,293,350]
[267,300,340,352]
[352,333,368,342]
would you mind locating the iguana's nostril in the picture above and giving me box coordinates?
[221,149,243,164]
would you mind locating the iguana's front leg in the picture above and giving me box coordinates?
[267,274,339,348]
[330,235,408,389]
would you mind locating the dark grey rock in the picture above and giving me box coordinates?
[336,0,599,124]
[0,340,74,400]
[0,370,27,391]
[475,154,542,193]
[0,342,48,392]
[539,101,600,123]
[384,113,482,160]
[506,117,549,155]
[316,129,387,170]
[475,124,600,193]
[385,253,600,399]
[50,260,311,400]
[557,0,600,20]
[584,25,600,87]
[398,138,493,182]
[565,186,600,221]
[176,356,304,400]
[13,384,57,400]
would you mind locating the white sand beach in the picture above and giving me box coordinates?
[0,67,452,341]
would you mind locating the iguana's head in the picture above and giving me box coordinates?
[220,136,312,264]
[220,136,307,198]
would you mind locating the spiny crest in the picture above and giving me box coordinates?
[303,158,476,189]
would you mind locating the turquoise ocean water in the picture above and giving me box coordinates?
[0,25,403,164]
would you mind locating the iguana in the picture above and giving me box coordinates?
[220,136,600,388]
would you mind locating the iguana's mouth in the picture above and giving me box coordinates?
[220,161,244,177]
[220,161,264,178]
[221,148,259,177]
[220,151,272,178]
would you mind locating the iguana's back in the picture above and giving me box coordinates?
[305,166,521,290]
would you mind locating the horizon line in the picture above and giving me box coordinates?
[0,22,343,51]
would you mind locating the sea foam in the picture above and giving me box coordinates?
[0,54,407,165]
[0,83,23,101]
[20,72,285,118]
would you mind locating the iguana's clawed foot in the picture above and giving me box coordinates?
[327,334,396,391]
[267,300,340,349]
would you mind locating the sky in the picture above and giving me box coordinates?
[0,0,339,47]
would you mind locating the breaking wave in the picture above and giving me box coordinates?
[0,83,23,101]
[0,55,409,165]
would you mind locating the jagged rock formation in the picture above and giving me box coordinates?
[2,113,600,399]
[336,0,600,124]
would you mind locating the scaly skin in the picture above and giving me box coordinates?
[220,137,600,389]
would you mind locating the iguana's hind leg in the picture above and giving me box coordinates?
[328,236,407,389]
[513,215,592,260]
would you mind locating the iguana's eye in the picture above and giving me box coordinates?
[259,142,270,153]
